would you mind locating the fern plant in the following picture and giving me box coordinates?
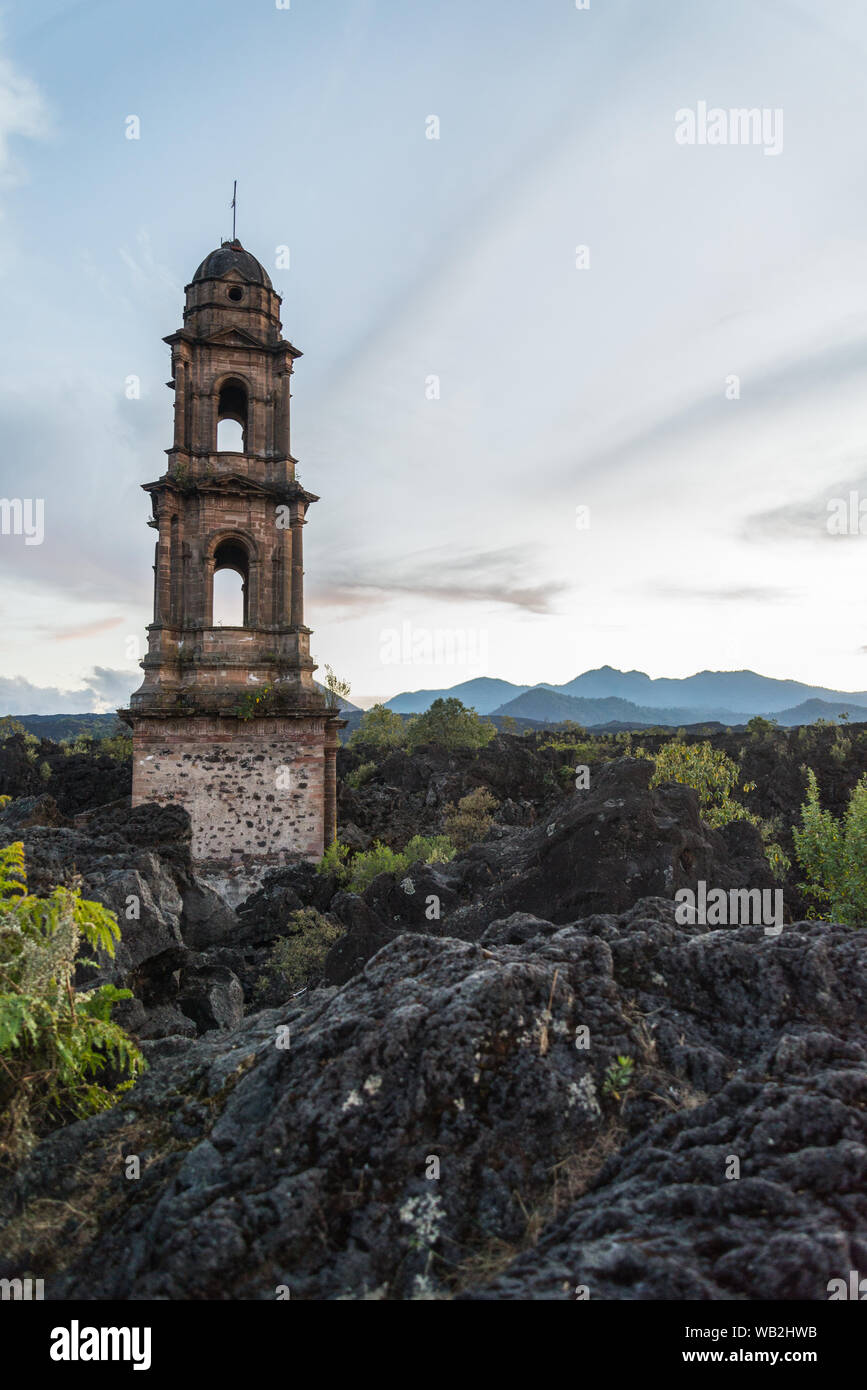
[0,840,145,1161]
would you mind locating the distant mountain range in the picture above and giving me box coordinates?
[5,672,864,744]
[385,668,867,728]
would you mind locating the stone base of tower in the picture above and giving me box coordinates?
[124,711,341,886]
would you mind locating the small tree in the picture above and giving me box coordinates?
[405,698,496,753]
[349,703,407,750]
[641,739,757,828]
[255,908,344,998]
[322,664,351,710]
[746,715,778,738]
[792,769,867,926]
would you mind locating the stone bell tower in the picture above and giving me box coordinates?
[120,239,342,890]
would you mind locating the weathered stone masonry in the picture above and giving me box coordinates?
[120,239,342,877]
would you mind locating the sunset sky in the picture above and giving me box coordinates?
[2,0,867,711]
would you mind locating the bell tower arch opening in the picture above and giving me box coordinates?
[216,376,248,453]
[212,537,249,627]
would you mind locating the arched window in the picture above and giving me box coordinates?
[216,378,248,453]
[212,538,249,626]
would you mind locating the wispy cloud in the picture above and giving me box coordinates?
[311,544,572,616]
[650,582,797,604]
[0,41,49,183]
[742,468,867,543]
[51,615,125,641]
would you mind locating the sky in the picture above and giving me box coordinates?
[2,0,867,712]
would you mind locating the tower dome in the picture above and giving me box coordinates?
[192,239,273,289]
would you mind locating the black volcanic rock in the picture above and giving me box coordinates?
[2,722,867,1301]
[177,964,245,1033]
[0,911,863,1301]
[325,758,776,977]
[336,736,550,848]
[0,732,131,813]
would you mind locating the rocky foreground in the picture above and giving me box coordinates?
[0,747,865,1300]
[1,904,865,1300]
[0,756,861,1295]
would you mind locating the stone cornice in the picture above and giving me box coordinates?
[141,474,319,506]
[164,328,302,359]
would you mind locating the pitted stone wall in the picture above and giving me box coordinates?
[131,715,328,867]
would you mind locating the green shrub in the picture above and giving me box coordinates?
[346,841,407,893]
[639,740,757,828]
[255,908,344,996]
[317,839,351,883]
[236,685,274,721]
[346,760,376,790]
[402,834,456,866]
[317,834,455,895]
[405,698,496,753]
[792,769,867,925]
[0,841,145,1161]
[444,788,498,851]
[542,724,629,768]
[602,1055,634,1100]
[349,703,407,750]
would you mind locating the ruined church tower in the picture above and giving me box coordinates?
[121,240,341,889]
